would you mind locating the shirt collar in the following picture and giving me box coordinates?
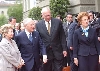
[81,26,89,32]
[25,29,32,38]
[45,20,51,24]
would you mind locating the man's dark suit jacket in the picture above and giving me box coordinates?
[36,18,67,60]
[67,22,77,48]
[15,31,46,71]
[63,21,73,41]
[73,27,100,58]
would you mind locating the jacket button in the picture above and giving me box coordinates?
[50,46,52,48]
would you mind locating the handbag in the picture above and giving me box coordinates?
[62,66,70,71]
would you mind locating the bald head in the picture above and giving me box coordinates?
[41,7,51,22]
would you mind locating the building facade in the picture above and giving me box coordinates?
[23,0,36,19]
[0,1,14,18]
[23,0,100,18]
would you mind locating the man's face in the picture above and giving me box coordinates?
[42,11,51,22]
[66,15,73,23]
[88,13,94,21]
[11,19,16,25]
[25,21,35,33]
[5,28,14,39]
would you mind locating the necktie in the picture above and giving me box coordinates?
[29,33,33,42]
[48,22,50,34]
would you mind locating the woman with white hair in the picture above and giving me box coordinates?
[0,24,25,71]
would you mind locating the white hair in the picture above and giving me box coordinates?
[23,18,33,25]
[41,7,50,14]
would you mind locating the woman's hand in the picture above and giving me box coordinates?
[17,59,25,69]
[17,64,22,69]
[21,59,25,65]
[74,58,78,66]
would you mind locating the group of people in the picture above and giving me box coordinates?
[0,7,100,71]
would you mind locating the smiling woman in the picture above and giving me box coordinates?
[73,12,100,71]
[0,24,25,71]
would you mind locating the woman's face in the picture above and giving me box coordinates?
[81,16,89,28]
[5,28,14,39]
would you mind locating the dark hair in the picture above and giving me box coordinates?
[87,10,94,14]
[66,13,72,17]
[9,17,16,22]
[56,15,63,20]
[95,12,100,18]
[87,10,94,19]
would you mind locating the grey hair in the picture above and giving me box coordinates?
[41,7,50,14]
[0,24,13,37]
[23,18,33,25]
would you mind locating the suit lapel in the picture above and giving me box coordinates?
[50,18,56,36]
[32,32,35,45]
[79,28,87,40]
[2,38,19,53]
[87,27,93,42]
[22,31,33,44]
[79,27,92,43]
[41,20,50,36]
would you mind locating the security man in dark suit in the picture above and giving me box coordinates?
[63,13,73,67]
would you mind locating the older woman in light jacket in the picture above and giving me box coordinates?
[0,24,24,71]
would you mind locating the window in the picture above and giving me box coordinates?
[1,11,4,14]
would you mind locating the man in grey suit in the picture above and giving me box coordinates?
[36,7,67,71]
[62,13,73,66]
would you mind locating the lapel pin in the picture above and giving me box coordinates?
[82,33,84,35]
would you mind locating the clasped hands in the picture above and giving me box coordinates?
[17,59,25,69]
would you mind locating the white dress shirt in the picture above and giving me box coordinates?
[25,29,32,38]
[45,20,51,30]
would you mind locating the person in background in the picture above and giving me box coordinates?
[15,18,47,71]
[8,17,16,39]
[36,7,67,71]
[63,13,73,66]
[56,15,63,21]
[0,24,24,71]
[15,23,21,36]
[20,22,25,31]
[73,12,100,71]
[0,29,2,41]
[67,14,79,71]
[8,17,16,29]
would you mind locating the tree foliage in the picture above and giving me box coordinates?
[7,4,23,23]
[50,0,70,19]
[0,15,7,26]
[28,7,42,20]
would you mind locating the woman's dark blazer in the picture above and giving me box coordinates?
[73,27,100,58]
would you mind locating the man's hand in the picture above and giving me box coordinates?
[70,47,73,50]
[63,51,67,57]
[98,37,100,41]
[74,58,78,66]
[43,55,48,63]
[21,59,25,65]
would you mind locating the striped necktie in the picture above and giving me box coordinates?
[48,22,50,34]
[29,33,33,42]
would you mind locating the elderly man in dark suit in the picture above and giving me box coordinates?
[15,18,47,71]
[36,7,67,71]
